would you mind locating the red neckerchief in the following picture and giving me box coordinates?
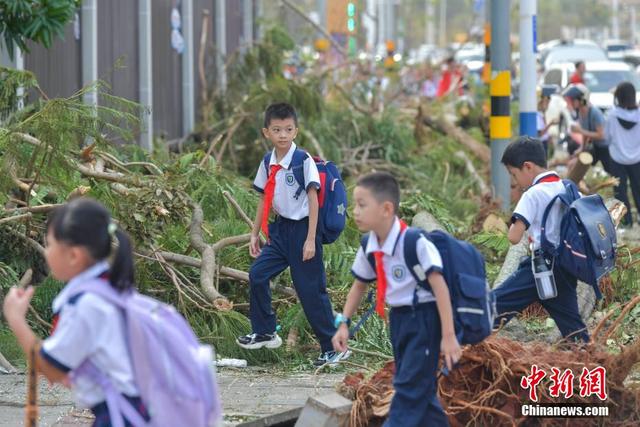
[534,172,561,185]
[50,272,110,335]
[373,219,408,319]
[261,164,283,239]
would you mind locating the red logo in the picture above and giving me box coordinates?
[521,365,608,401]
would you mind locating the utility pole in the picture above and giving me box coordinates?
[182,0,195,136]
[519,0,537,137]
[612,0,620,40]
[215,0,227,92]
[426,0,435,46]
[483,0,490,84]
[139,0,153,151]
[439,0,447,47]
[631,7,637,45]
[316,0,326,31]
[490,0,511,211]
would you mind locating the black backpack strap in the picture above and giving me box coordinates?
[540,180,580,255]
[290,148,308,200]
[403,227,430,289]
[403,227,433,308]
[349,234,377,338]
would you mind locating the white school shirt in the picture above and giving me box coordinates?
[253,142,321,220]
[41,261,139,408]
[605,106,640,165]
[351,218,443,307]
[512,171,566,250]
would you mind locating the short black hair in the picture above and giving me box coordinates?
[356,172,400,213]
[501,136,547,169]
[264,102,298,128]
[575,60,584,69]
[615,81,637,110]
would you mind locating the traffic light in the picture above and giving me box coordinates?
[326,0,358,55]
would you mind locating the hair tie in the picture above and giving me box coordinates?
[108,222,117,237]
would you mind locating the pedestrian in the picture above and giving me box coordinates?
[436,57,463,98]
[605,81,640,226]
[537,85,559,158]
[237,102,350,367]
[332,172,461,427]
[570,61,586,85]
[564,84,613,174]
[421,64,438,100]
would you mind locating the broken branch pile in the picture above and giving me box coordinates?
[340,295,640,426]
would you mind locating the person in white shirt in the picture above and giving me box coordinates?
[2,198,149,426]
[493,137,590,343]
[605,81,640,226]
[237,103,348,367]
[332,172,460,427]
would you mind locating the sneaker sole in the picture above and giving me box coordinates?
[236,335,283,350]
[315,350,353,368]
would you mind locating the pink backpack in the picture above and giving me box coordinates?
[69,279,222,427]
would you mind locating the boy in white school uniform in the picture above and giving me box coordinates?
[237,102,349,366]
[493,136,590,342]
[332,172,460,427]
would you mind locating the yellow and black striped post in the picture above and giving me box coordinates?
[490,0,512,211]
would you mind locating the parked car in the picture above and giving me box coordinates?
[538,39,603,69]
[540,61,640,138]
[542,44,608,71]
[604,39,633,61]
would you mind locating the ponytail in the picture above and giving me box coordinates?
[47,198,136,292]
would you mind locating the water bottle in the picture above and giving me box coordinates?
[531,249,558,300]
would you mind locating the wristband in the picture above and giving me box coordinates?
[334,314,351,328]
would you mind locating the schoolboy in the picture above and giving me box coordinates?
[332,172,461,427]
[237,102,349,367]
[493,136,589,342]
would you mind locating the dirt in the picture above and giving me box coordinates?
[0,367,344,426]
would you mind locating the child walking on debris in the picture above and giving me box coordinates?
[332,172,461,427]
[493,136,591,342]
[237,102,350,367]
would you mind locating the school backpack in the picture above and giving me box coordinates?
[69,279,222,427]
[353,227,495,346]
[540,179,617,298]
[262,148,347,244]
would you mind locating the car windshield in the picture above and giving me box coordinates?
[607,44,631,52]
[584,70,640,92]
[546,46,607,66]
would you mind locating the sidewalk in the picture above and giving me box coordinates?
[0,367,345,426]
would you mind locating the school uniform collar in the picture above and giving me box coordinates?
[51,260,110,313]
[365,217,404,256]
[532,171,560,186]
[268,142,297,169]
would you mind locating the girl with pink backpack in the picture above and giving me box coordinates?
[3,198,221,427]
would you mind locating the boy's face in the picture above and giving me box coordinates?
[353,185,394,233]
[506,163,536,191]
[262,118,298,152]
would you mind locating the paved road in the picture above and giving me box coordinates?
[0,367,345,426]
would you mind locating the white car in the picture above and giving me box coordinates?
[541,43,607,71]
[541,61,640,137]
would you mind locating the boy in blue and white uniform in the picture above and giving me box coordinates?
[493,136,589,342]
[332,172,460,427]
[237,102,349,366]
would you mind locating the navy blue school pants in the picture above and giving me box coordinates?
[493,257,589,342]
[249,216,336,352]
[383,302,450,427]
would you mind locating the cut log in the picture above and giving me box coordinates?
[454,150,489,195]
[411,211,446,232]
[417,105,491,164]
[567,151,593,184]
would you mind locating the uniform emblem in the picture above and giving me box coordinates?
[337,203,346,216]
[285,173,295,186]
[597,222,607,239]
[392,265,406,281]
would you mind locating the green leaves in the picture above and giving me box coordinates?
[0,0,78,60]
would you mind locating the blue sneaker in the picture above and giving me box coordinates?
[313,350,352,367]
